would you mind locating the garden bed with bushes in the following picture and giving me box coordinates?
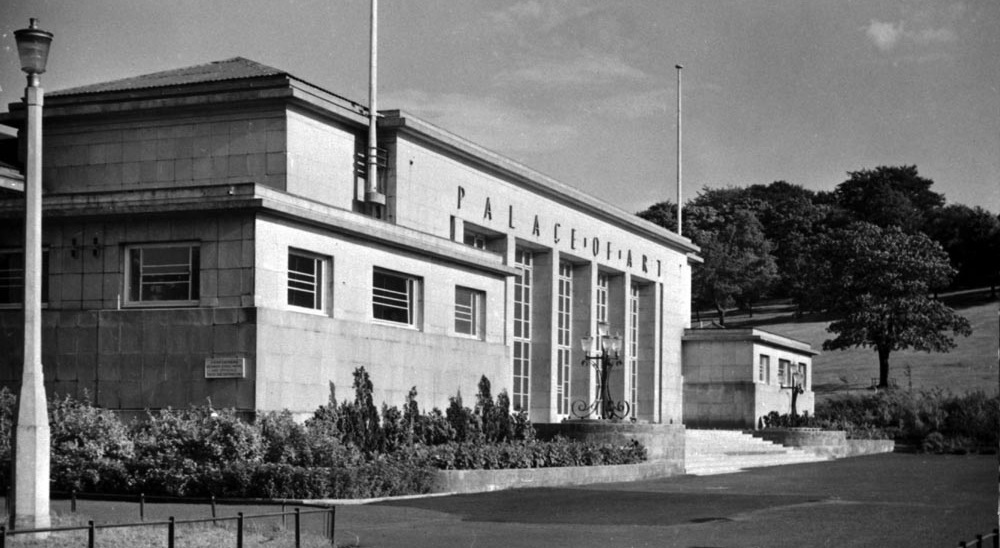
[0,369,646,499]
[759,389,998,454]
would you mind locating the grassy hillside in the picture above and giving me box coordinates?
[716,290,999,402]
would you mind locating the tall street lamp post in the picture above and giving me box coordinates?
[12,17,53,533]
[573,322,630,420]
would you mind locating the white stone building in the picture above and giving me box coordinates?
[0,58,700,424]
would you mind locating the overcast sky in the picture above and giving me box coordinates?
[2,1,997,213]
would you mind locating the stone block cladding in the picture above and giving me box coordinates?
[42,111,287,195]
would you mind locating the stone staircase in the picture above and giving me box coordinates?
[684,429,830,476]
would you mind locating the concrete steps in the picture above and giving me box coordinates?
[684,429,830,476]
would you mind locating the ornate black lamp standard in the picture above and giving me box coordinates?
[572,321,631,420]
[11,18,54,533]
[781,369,805,419]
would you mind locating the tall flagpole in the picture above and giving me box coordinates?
[675,64,683,236]
[366,0,380,209]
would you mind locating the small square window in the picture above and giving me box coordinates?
[454,286,485,339]
[125,243,200,306]
[778,359,791,385]
[758,355,770,383]
[0,249,49,307]
[288,251,327,311]
[463,231,487,249]
[373,268,419,326]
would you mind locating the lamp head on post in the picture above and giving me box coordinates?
[14,18,53,87]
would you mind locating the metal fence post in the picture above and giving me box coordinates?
[168,516,175,548]
[328,506,336,541]
[237,512,244,548]
[211,495,217,525]
[1,525,6,548]
[282,502,286,529]
[88,520,96,548]
[993,528,999,548]
[140,492,146,521]
[977,534,984,548]
[294,508,301,548]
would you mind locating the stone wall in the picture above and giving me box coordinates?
[533,422,685,465]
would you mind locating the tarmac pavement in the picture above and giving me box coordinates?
[361,453,996,548]
[36,452,998,547]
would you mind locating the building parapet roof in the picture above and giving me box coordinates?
[381,111,699,255]
[683,328,819,356]
[0,57,699,257]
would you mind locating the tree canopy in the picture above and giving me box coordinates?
[816,223,972,388]
[834,165,944,233]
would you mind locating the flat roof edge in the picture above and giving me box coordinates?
[683,327,819,356]
[381,111,700,256]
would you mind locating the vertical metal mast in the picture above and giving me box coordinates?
[366,0,379,209]
[675,64,683,236]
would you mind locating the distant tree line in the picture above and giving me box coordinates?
[637,165,993,387]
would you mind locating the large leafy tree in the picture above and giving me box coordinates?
[638,190,785,323]
[923,204,1000,296]
[817,223,972,388]
[834,165,944,232]
[684,205,778,325]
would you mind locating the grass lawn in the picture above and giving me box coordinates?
[712,289,999,402]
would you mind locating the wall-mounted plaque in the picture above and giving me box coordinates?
[205,356,246,379]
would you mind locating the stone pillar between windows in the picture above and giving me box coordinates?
[529,249,555,423]
[636,281,659,423]
[569,261,596,419]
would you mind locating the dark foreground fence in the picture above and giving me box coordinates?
[1,490,336,547]
[957,528,999,548]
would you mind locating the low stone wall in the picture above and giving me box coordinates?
[533,422,685,464]
[429,422,686,495]
[432,461,684,494]
[751,428,895,458]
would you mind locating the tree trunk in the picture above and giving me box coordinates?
[716,305,726,326]
[877,346,891,389]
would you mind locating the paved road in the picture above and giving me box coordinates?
[359,453,996,548]
[37,452,997,547]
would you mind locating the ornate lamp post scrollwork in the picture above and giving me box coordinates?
[572,321,630,420]
[781,369,805,419]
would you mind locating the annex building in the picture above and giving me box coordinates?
[0,58,701,424]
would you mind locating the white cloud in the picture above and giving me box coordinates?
[488,1,601,33]
[866,19,905,51]
[495,52,647,88]
[911,27,958,46]
[382,89,577,155]
[865,16,958,53]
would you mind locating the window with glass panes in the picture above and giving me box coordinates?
[628,282,640,417]
[778,359,791,385]
[373,269,418,326]
[287,251,324,310]
[126,244,200,305]
[513,248,533,411]
[595,273,609,323]
[758,355,770,383]
[0,249,49,307]
[556,261,573,416]
[454,286,484,338]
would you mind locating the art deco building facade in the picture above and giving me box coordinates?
[0,58,699,423]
